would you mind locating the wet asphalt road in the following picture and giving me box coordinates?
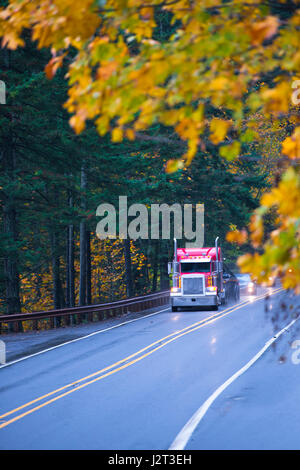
[0,286,296,450]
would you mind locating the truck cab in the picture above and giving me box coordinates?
[169,238,225,311]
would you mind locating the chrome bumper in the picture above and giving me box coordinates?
[171,294,217,307]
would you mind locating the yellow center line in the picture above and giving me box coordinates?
[0,287,282,430]
[0,298,251,419]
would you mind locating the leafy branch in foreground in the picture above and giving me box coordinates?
[0,0,300,289]
[227,164,300,293]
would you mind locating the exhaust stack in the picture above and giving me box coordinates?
[173,238,179,288]
[215,236,219,272]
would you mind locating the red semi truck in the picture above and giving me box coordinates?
[169,237,239,311]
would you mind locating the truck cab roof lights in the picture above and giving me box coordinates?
[180,257,211,263]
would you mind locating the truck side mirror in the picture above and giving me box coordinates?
[168,262,172,275]
[173,261,179,273]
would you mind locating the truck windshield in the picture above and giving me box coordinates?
[181,262,211,273]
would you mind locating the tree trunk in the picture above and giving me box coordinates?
[50,230,62,311]
[123,239,134,298]
[2,139,22,322]
[159,241,170,290]
[79,161,87,306]
[66,190,75,308]
[152,240,159,292]
[66,227,70,308]
[86,229,92,305]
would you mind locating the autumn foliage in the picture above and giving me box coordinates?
[0,0,300,291]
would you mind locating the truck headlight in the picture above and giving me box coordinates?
[206,286,217,292]
[171,287,180,293]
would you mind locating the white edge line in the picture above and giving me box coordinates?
[0,288,282,370]
[0,307,170,370]
[0,293,265,370]
[169,314,299,450]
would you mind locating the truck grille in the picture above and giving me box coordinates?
[182,277,204,295]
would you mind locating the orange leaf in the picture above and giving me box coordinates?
[247,16,279,46]
[282,127,300,160]
[45,54,66,80]
[226,229,248,245]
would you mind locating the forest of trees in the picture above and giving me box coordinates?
[0,37,271,317]
[0,0,298,319]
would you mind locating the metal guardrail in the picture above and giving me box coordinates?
[0,291,170,334]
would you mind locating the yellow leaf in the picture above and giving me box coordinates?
[209,118,232,145]
[112,128,123,143]
[209,77,229,92]
[165,159,184,173]
[262,82,290,114]
[125,129,135,141]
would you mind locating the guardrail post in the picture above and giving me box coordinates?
[97,311,103,322]
[87,312,93,322]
